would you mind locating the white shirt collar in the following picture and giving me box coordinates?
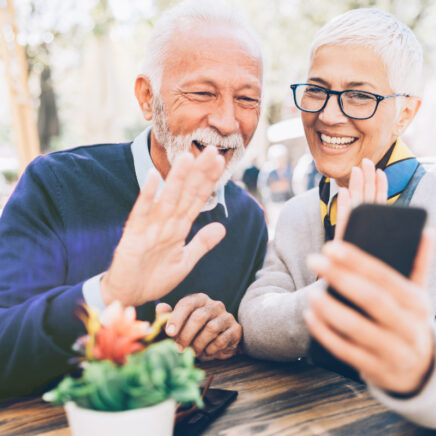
[131,127,228,217]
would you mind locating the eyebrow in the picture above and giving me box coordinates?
[181,78,261,94]
[308,77,377,90]
[181,79,217,88]
[236,83,262,92]
[346,81,377,90]
[307,77,329,87]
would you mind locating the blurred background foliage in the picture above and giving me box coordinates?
[1,0,436,176]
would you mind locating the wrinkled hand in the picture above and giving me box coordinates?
[335,158,388,240]
[305,233,435,394]
[101,147,226,307]
[156,294,242,361]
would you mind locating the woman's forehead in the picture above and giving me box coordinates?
[308,44,391,92]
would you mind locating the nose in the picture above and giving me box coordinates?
[318,94,348,125]
[208,96,239,136]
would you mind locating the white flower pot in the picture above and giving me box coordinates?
[65,399,176,436]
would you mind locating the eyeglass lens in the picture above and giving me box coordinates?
[294,85,378,119]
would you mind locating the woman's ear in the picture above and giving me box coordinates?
[393,96,421,137]
[135,75,154,121]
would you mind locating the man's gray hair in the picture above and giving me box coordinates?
[142,0,263,93]
[310,8,423,96]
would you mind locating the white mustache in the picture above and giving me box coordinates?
[190,128,244,150]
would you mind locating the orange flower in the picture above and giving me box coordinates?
[92,302,151,365]
[76,304,102,360]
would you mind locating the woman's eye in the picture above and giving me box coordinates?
[347,92,374,101]
[306,87,323,94]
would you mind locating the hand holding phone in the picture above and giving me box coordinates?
[308,204,428,381]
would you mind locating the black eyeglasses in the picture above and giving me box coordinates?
[290,83,409,120]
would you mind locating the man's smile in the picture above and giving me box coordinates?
[193,140,232,155]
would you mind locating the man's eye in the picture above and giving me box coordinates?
[192,92,214,97]
[237,96,259,107]
[186,92,215,101]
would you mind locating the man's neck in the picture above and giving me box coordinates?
[149,130,171,180]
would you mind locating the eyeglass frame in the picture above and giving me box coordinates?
[290,83,410,120]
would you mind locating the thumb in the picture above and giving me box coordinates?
[334,188,351,241]
[155,302,172,316]
[184,222,226,271]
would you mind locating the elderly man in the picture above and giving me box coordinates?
[0,0,267,398]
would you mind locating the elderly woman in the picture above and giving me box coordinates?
[239,8,436,428]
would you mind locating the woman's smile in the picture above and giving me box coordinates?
[318,132,358,151]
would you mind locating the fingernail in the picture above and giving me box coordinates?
[306,253,330,273]
[166,324,176,336]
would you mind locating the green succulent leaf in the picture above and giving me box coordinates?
[43,339,205,412]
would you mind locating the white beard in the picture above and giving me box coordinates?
[152,95,245,192]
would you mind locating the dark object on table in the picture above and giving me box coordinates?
[174,387,238,436]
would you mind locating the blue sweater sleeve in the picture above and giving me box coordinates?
[0,157,86,398]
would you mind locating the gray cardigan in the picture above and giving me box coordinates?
[239,167,436,429]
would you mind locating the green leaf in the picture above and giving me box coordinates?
[43,339,204,411]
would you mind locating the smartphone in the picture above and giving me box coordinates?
[174,388,237,436]
[308,204,427,381]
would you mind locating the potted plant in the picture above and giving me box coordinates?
[43,302,205,436]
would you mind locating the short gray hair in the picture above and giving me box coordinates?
[142,0,263,93]
[309,8,423,96]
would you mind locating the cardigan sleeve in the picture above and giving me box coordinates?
[0,157,86,399]
[365,323,436,429]
[239,190,325,361]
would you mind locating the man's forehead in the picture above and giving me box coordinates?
[160,24,263,89]
[165,23,262,69]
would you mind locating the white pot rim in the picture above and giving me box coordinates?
[65,398,176,415]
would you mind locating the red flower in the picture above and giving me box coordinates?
[92,302,151,365]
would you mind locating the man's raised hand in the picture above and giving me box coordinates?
[101,147,226,307]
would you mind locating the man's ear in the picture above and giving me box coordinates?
[393,96,421,137]
[135,75,154,121]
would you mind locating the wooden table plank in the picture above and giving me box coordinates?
[0,355,432,435]
[199,356,430,436]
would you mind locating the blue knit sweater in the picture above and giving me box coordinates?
[0,141,267,398]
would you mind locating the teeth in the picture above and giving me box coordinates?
[320,133,355,148]
[194,141,231,151]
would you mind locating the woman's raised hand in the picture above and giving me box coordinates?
[335,158,388,240]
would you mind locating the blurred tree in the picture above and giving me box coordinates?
[4,0,436,151]
[37,64,59,152]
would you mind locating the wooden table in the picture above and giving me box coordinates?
[0,355,434,436]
